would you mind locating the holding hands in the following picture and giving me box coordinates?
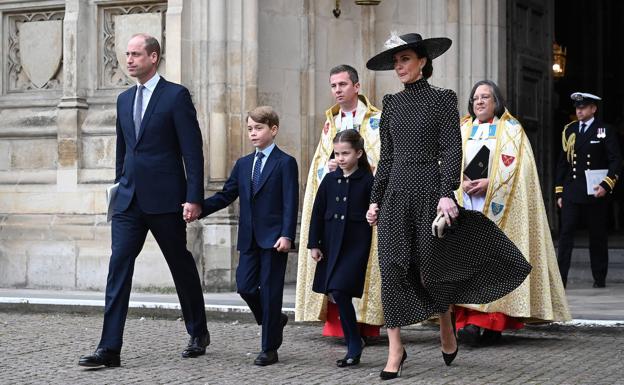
[367,203,379,226]
[182,202,202,223]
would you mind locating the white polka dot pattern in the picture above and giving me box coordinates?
[371,79,532,328]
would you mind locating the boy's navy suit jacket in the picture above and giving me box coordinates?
[202,146,299,252]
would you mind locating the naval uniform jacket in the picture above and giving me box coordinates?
[308,167,374,298]
[555,119,622,204]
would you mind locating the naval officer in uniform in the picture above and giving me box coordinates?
[555,92,622,288]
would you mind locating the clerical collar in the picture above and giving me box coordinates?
[341,110,357,118]
[476,117,495,124]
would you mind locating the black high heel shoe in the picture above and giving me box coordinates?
[442,311,458,366]
[379,349,407,380]
[336,353,361,368]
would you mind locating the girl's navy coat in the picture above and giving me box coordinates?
[307,167,374,298]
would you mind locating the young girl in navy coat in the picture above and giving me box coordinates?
[308,129,374,367]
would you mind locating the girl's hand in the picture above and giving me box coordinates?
[466,178,489,196]
[437,197,459,226]
[310,248,323,262]
[367,203,379,226]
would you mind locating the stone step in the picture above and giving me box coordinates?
[565,248,624,283]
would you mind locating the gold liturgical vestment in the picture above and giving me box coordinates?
[455,111,571,322]
[295,95,384,325]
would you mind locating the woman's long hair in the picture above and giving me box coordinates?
[333,129,372,173]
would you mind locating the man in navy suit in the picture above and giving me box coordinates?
[79,34,209,368]
[200,106,298,366]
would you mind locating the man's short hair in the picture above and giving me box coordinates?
[131,33,161,62]
[329,64,359,84]
[248,106,279,128]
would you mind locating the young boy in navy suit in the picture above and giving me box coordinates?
[200,106,299,366]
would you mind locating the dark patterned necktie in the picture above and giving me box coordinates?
[580,122,586,134]
[252,152,265,194]
[134,85,144,139]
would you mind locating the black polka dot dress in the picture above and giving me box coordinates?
[371,78,531,328]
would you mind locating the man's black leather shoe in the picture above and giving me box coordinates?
[181,332,210,358]
[593,281,606,288]
[78,348,120,368]
[254,350,278,366]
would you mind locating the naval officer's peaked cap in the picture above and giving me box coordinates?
[570,92,601,107]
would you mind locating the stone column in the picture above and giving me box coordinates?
[359,4,376,102]
[200,0,260,291]
[165,0,184,84]
[208,0,228,183]
[56,0,88,191]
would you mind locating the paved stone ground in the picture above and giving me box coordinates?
[0,312,622,385]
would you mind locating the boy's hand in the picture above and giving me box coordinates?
[310,248,323,262]
[274,237,292,252]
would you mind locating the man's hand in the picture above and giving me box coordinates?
[310,248,323,262]
[182,202,202,223]
[594,185,607,198]
[274,237,292,253]
[327,159,338,172]
[557,197,563,209]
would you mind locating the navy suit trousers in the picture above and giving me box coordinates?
[237,241,288,352]
[557,199,609,286]
[98,198,207,352]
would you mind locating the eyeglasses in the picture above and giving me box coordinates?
[470,94,492,103]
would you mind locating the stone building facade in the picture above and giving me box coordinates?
[0,0,512,291]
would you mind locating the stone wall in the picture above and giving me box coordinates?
[0,0,507,292]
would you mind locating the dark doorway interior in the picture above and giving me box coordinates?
[553,0,624,240]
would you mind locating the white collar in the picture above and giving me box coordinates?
[138,73,161,92]
[255,142,276,158]
[580,117,594,127]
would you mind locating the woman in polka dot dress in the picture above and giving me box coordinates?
[366,32,532,380]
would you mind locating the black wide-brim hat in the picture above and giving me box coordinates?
[366,32,452,71]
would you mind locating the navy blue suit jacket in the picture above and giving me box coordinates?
[114,77,204,214]
[201,146,299,252]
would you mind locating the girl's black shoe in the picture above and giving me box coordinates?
[379,349,407,380]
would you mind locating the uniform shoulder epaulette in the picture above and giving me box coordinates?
[562,120,578,163]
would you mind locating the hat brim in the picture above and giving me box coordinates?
[366,37,452,71]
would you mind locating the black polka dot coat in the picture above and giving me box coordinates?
[308,167,374,298]
[371,79,531,328]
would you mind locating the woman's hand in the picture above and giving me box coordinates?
[466,178,489,196]
[437,197,459,226]
[367,203,379,226]
[310,248,323,262]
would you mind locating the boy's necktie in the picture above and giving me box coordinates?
[252,152,265,194]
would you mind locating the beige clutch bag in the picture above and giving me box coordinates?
[431,212,447,238]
